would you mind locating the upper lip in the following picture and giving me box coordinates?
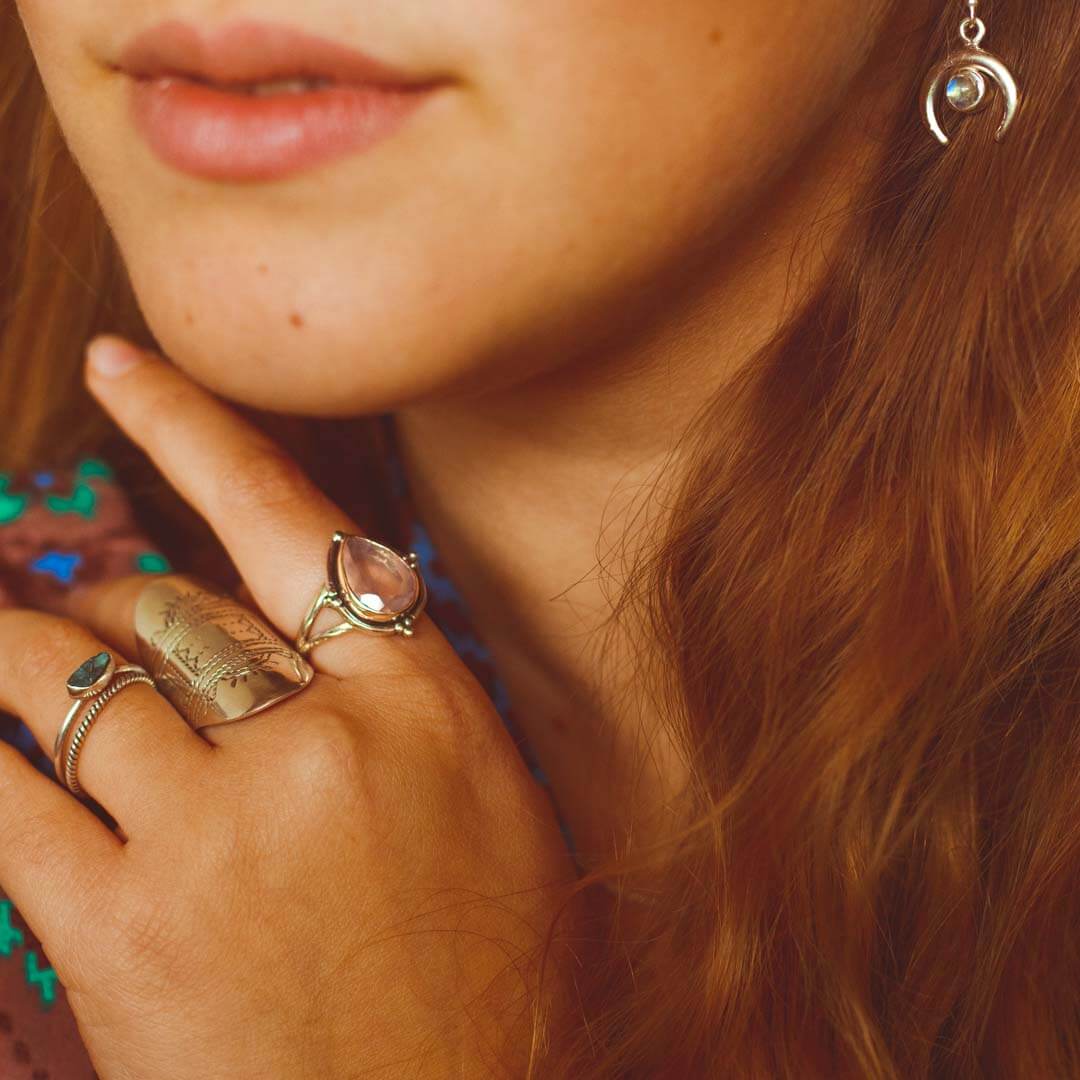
[115,19,438,88]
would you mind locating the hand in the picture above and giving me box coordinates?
[0,337,580,1079]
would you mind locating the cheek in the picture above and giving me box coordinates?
[14,0,100,88]
[473,1,876,211]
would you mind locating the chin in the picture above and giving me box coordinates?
[142,318,436,418]
[122,249,482,418]
[115,210,607,418]
[135,296,545,419]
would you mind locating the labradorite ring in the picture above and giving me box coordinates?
[54,652,156,796]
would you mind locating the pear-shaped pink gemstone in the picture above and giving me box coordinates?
[339,536,418,618]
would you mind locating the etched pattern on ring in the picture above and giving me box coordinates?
[135,576,314,730]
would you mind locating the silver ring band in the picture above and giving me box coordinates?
[54,662,155,797]
[134,576,313,730]
[295,532,428,656]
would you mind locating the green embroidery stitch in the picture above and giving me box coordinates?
[24,950,58,1009]
[46,483,97,520]
[0,476,29,526]
[77,458,114,482]
[136,552,172,574]
[1,901,62,1009]
[0,900,25,956]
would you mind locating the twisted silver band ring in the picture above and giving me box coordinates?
[54,653,156,797]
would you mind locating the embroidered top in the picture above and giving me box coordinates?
[0,455,571,1079]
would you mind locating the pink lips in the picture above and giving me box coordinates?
[117,21,447,181]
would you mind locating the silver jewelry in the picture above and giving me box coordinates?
[922,1,1019,146]
[134,576,314,731]
[54,652,156,796]
[295,532,428,655]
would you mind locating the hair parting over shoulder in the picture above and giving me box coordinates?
[3,2,1080,1075]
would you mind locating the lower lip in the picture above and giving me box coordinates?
[130,76,436,182]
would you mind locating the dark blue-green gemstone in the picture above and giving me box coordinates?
[68,652,111,693]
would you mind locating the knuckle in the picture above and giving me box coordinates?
[415,680,480,750]
[0,806,72,876]
[268,714,395,847]
[13,620,94,688]
[278,710,370,809]
[44,865,122,992]
[212,443,315,520]
[380,666,497,760]
[139,383,201,445]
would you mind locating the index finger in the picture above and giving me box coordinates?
[83,337,457,680]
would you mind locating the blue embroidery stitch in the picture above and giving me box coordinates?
[30,551,83,585]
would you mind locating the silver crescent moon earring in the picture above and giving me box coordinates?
[922,1,1020,146]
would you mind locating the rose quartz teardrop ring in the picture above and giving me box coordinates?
[294,532,428,656]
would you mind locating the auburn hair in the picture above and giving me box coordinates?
[3,2,1079,1075]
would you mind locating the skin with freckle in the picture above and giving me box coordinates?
[13,0,890,418]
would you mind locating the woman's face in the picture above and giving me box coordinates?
[17,1,891,416]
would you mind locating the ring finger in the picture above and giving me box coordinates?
[0,609,213,832]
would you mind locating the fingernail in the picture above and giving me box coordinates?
[87,337,144,379]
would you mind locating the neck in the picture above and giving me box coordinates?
[391,53,906,870]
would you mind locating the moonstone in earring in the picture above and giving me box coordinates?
[945,68,988,112]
